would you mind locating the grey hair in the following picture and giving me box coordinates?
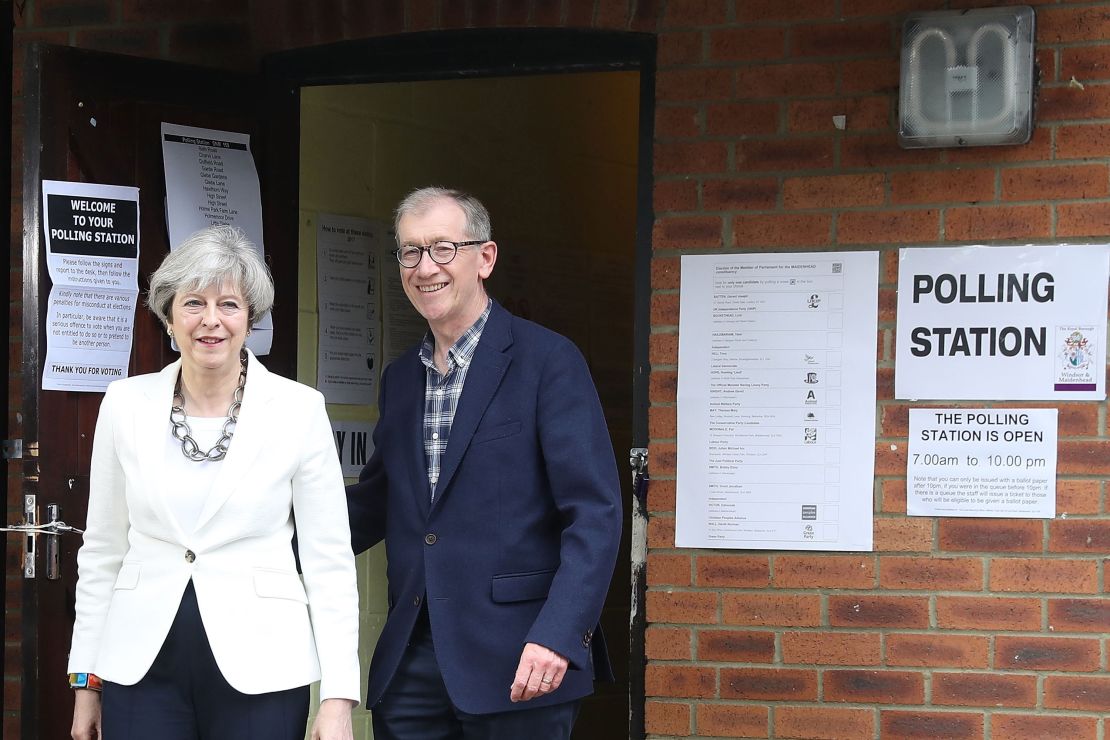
[393,187,492,243]
[147,225,275,327]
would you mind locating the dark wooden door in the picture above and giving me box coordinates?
[17,44,296,739]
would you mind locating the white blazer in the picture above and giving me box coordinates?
[67,351,360,701]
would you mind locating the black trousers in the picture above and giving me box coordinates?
[102,581,310,740]
[372,607,581,740]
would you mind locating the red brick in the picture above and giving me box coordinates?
[708,27,786,62]
[696,555,770,588]
[470,1,496,27]
[696,704,768,738]
[736,138,835,172]
[647,590,717,624]
[646,477,676,513]
[829,595,928,628]
[774,706,874,740]
[945,125,1052,165]
[723,594,821,627]
[654,179,698,213]
[1061,45,1110,81]
[842,0,921,15]
[737,62,838,98]
[840,57,899,94]
[734,213,831,248]
[1056,480,1101,515]
[788,97,890,133]
[1039,6,1110,43]
[650,293,679,325]
[1038,402,1100,437]
[890,169,996,206]
[645,701,691,736]
[168,22,253,70]
[657,67,733,101]
[1057,123,1110,159]
[938,519,1041,553]
[837,210,939,245]
[655,105,700,138]
[773,555,875,589]
[793,20,893,57]
[880,710,983,739]
[945,205,1050,242]
[702,177,778,211]
[720,667,817,701]
[887,634,989,668]
[661,0,727,27]
[75,27,159,56]
[122,0,244,22]
[658,31,703,65]
[992,713,1098,740]
[1050,520,1110,553]
[781,631,881,666]
[934,672,1036,708]
[647,553,691,586]
[652,215,723,250]
[646,626,693,660]
[784,173,885,209]
[1058,202,1110,238]
[737,0,836,22]
[650,332,678,365]
[1038,84,1110,121]
[873,517,933,552]
[880,556,982,591]
[697,630,775,662]
[1060,441,1110,475]
[1044,675,1110,711]
[824,669,924,704]
[990,558,1098,594]
[649,369,677,402]
[595,0,629,28]
[649,405,676,438]
[1049,598,1110,633]
[406,0,437,31]
[630,0,659,31]
[841,132,942,169]
[880,479,906,513]
[936,596,1041,631]
[996,635,1100,672]
[644,664,716,698]
[704,101,780,136]
[1002,164,1109,202]
[654,141,729,175]
[647,509,676,542]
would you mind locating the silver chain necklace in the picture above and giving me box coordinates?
[169,350,247,462]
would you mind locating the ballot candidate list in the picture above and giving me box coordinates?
[677,253,878,551]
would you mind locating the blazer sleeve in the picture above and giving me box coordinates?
[68,384,131,673]
[523,337,623,669]
[292,392,362,701]
[345,362,390,555]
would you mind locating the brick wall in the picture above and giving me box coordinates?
[8,1,1110,739]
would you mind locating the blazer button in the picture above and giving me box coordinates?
[184,550,196,563]
[424,533,437,545]
[413,595,422,606]
[582,631,592,647]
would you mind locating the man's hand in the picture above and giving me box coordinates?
[510,642,569,702]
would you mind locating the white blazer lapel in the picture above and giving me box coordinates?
[192,350,274,532]
[135,360,192,543]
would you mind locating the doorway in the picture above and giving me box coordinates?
[298,71,640,738]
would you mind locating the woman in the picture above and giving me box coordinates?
[68,225,360,740]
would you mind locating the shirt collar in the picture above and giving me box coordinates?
[419,299,492,372]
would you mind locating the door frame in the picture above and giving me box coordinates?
[264,28,655,737]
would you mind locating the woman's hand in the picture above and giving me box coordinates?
[309,698,357,740]
[70,689,102,740]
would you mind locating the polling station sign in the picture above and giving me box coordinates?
[895,245,1109,401]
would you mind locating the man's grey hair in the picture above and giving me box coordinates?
[393,187,492,243]
[147,225,275,327]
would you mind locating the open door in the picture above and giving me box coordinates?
[15,44,297,738]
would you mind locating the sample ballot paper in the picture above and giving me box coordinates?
[676,252,879,551]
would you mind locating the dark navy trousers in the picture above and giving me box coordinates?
[372,607,580,740]
[101,581,310,740]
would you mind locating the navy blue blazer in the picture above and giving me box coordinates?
[347,301,623,715]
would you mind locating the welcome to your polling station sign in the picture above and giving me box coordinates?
[895,245,1109,401]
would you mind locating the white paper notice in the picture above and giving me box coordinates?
[331,421,375,478]
[676,252,879,551]
[317,214,381,405]
[907,408,1057,518]
[41,180,140,392]
[161,122,272,355]
[381,245,428,367]
[895,245,1109,400]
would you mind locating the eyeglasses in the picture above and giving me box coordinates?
[392,240,486,268]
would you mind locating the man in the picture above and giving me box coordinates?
[346,187,622,738]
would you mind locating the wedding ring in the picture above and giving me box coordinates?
[540,677,553,684]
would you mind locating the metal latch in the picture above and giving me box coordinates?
[1,498,83,579]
